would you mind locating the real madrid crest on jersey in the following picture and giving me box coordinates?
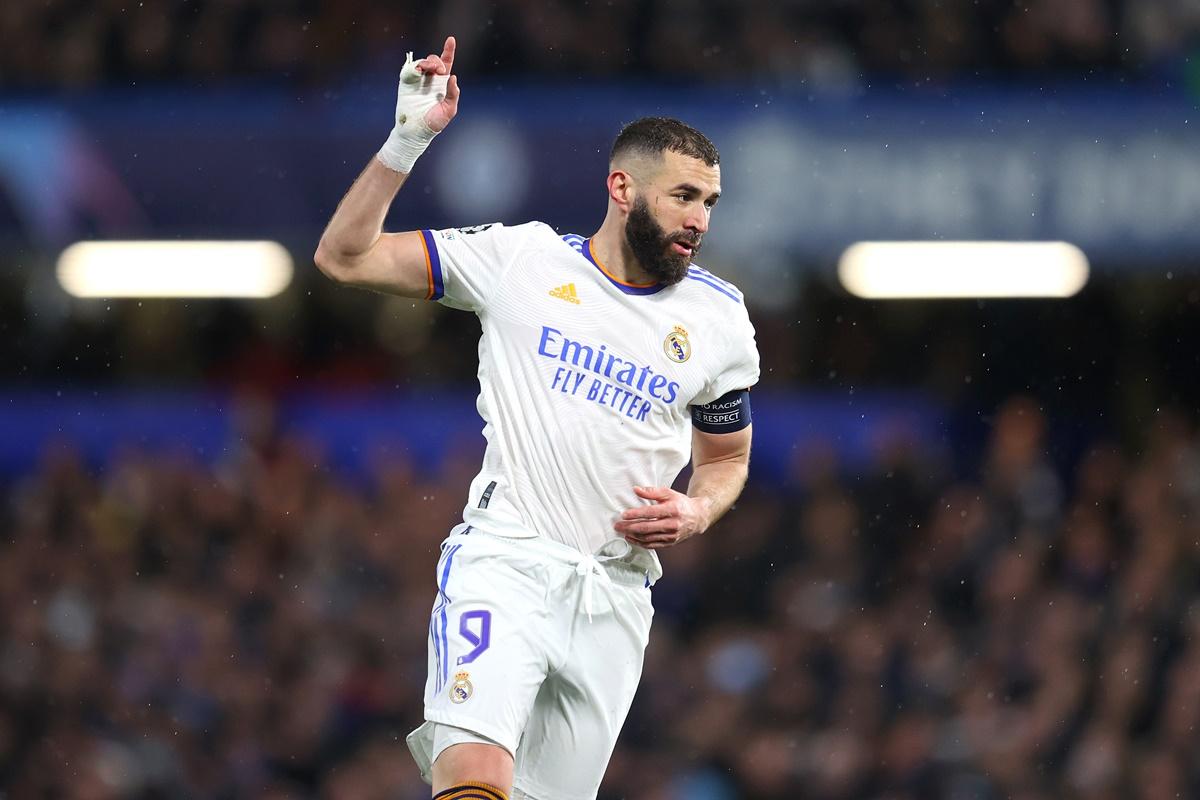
[663,325,691,363]
[449,671,473,703]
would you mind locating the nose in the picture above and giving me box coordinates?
[686,203,709,235]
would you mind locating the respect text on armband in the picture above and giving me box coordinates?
[537,326,679,423]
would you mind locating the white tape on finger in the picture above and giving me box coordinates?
[377,52,451,174]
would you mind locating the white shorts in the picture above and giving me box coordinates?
[405,526,654,800]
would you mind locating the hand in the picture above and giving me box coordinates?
[413,36,460,133]
[614,486,712,550]
[378,35,461,173]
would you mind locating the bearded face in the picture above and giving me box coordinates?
[623,195,702,286]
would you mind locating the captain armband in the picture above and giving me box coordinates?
[690,388,752,433]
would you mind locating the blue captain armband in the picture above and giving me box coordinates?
[690,389,752,433]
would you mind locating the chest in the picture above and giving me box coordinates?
[484,252,722,408]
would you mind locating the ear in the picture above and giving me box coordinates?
[607,169,635,212]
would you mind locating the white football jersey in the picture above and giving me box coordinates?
[417,222,760,581]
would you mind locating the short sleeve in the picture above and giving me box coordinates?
[419,223,517,312]
[697,305,760,405]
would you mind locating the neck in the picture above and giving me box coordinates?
[590,217,658,286]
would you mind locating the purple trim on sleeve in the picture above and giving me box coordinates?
[421,229,445,301]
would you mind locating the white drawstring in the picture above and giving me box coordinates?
[574,553,615,622]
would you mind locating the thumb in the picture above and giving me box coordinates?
[443,74,460,115]
[634,485,673,502]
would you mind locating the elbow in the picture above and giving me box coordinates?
[313,240,348,283]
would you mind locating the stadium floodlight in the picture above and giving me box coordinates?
[838,241,1089,299]
[57,241,293,298]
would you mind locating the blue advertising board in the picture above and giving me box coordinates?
[2,81,1198,305]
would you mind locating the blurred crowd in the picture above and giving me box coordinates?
[2,0,1198,89]
[2,394,1198,799]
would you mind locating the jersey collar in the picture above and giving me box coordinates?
[582,239,667,296]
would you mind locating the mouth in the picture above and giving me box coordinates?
[671,241,697,258]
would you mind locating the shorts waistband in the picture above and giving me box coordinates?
[452,524,649,588]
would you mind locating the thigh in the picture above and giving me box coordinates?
[420,535,554,757]
[512,583,653,800]
[431,737,514,794]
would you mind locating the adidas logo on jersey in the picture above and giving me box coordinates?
[549,283,580,304]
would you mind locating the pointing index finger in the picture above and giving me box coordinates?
[440,36,456,72]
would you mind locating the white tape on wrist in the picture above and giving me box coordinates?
[376,52,450,174]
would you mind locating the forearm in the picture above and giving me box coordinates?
[615,444,750,549]
[687,458,749,532]
[316,159,408,266]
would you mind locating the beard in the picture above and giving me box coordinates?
[623,196,701,286]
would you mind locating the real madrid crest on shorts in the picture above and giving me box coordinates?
[449,671,473,704]
[663,325,691,363]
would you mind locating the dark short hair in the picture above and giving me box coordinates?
[609,117,719,168]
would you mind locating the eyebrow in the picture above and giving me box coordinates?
[672,183,722,202]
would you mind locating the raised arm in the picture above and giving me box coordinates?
[314,37,460,298]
